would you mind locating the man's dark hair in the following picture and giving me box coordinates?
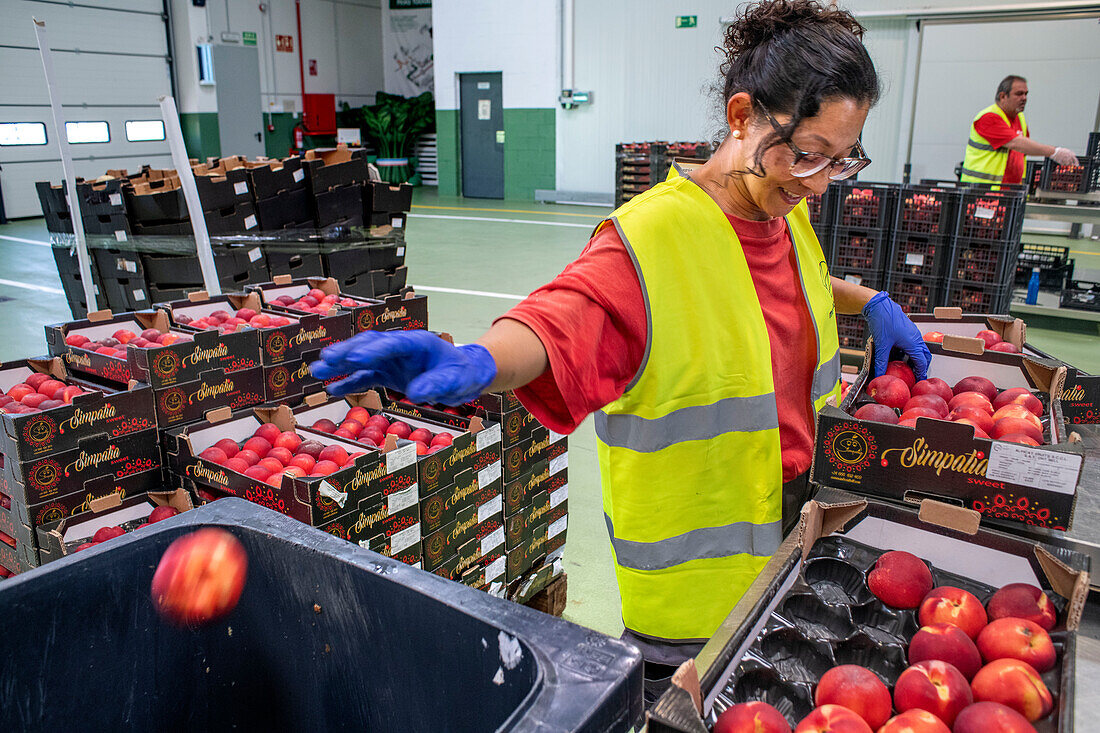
[996,75,1027,101]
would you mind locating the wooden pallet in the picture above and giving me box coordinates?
[524,574,567,617]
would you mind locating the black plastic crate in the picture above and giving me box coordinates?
[1088,132,1099,160]
[80,212,131,237]
[99,275,153,312]
[830,226,888,274]
[1026,159,1043,196]
[956,187,1025,241]
[945,280,1012,313]
[887,231,948,281]
[805,186,837,230]
[0,499,642,732]
[254,188,315,231]
[1039,156,1091,194]
[1060,280,1100,312]
[1015,243,1074,289]
[140,245,268,290]
[835,313,867,350]
[364,181,413,213]
[832,181,895,229]
[51,245,107,317]
[948,236,1021,287]
[314,184,364,228]
[887,274,941,314]
[894,184,958,236]
[264,246,324,279]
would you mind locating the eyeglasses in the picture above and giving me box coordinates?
[756,102,872,181]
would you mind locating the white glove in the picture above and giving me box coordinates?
[1051,147,1077,166]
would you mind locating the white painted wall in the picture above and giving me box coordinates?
[171,0,383,115]
[432,0,559,110]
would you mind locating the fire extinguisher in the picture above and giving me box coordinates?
[293,125,305,154]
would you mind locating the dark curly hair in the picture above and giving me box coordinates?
[719,0,879,174]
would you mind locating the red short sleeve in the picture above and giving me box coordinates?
[974,112,1019,149]
[497,224,647,434]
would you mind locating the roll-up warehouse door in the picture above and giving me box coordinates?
[0,0,173,218]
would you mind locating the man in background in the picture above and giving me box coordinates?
[961,75,1077,186]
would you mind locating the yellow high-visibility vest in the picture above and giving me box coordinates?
[961,103,1028,185]
[594,172,841,642]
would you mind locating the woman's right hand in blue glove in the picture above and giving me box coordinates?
[310,330,498,405]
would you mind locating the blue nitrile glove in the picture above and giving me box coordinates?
[310,330,497,405]
[862,291,932,381]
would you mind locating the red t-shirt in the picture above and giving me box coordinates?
[974,111,1028,185]
[501,214,819,483]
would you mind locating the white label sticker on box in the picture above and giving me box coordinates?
[550,484,568,508]
[118,258,137,273]
[549,430,565,443]
[109,193,122,207]
[244,215,258,230]
[293,168,305,182]
[388,485,418,513]
[487,556,506,581]
[550,454,568,475]
[391,523,421,553]
[133,289,146,302]
[844,274,863,286]
[476,424,502,451]
[986,443,1082,494]
[234,181,249,196]
[905,253,925,267]
[412,561,422,569]
[975,206,995,220]
[386,443,416,473]
[319,480,348,508]
[396,247,405,257]
[391,217,403,229]
[248,246,262,262]
[482,526,505,555]
[478,494,502,523]
[478,461,501,488]
[114,230,127,242]
[549,516,568,538]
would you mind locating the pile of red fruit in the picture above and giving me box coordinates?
[64,327,191,357]
[713,551,1060,733]
[1,373,86,414]
[72,505,179,553]
[310,405,455,456]
[852,361,1045,444]
[174,308,294,335]
[922,328,1019,353]
[197,422,365,488]
[839,188,881,227]
[268,288,360,315]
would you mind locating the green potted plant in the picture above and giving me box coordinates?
[357,91,435,184]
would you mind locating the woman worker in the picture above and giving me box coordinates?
[313,0,931,703]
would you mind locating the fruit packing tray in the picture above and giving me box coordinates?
[703,535,1073,731]
[647,489,1087,733]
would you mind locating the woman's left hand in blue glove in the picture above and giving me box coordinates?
[862,290,932,380]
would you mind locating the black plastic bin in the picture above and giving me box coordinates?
[0,499,641,732]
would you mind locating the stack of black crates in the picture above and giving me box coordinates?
[614,141,712,207]
[36,149,414,318]
[811,178,1026,351]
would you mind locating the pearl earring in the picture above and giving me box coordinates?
[732,130,742,139]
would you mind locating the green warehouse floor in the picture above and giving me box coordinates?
[1,188,1099,641]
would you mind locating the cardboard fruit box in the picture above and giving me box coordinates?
[0,469,163,572]
[247,274,428,333]
[422,501,505,576]
[648,488,1089,733]
[420,465,503,534]
[910,308,1099,426]
[261,349,327,405]
[36,487,193,563]
[319,481,421,555]
[0,358,155,463]
[156,290,347,366]
[813,342,1084,531]
[166,404,417,527]
[295,390,502,497]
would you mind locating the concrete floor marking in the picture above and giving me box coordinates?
[412,204,605,219]
[0,235,51,247]
[411,284,525,300]
[0,278,63,295]
[408,213,593,229]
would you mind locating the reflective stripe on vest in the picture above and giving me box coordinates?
[594,172,840,642]
[961,104,1027,185]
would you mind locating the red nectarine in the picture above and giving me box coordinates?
[947,392,993,415]
[992,388,1043,416]
[867,375,910,411]
[892,660,972,726]
[876,709,949,733]
[150,528,247,626]
[886,361,916,390]
[867,550,933,609]
[814,665,891,729]
[970,659,1052,721]
[919,586,987,639]
[908,623,982,680]
[912,378,953,404]
[713,701,792,733]
[976,618,1055,672]
[987,584,1056,630]
[952,702,1038,733]
[853,403,899,424]
[794,705,871,733]
[952,376,997,401]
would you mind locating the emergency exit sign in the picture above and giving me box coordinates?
[242,31,256,46]
[675,15,697,28]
